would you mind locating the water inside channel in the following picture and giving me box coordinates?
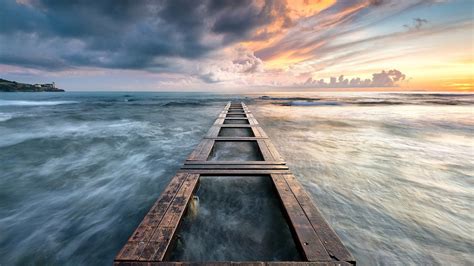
[169,175,301,261]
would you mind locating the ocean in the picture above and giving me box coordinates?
[0,92,472,265]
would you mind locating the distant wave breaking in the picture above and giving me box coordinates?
[283,100,342,106]
[257,94,474,106]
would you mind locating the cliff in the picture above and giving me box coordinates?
[0,78,65,92]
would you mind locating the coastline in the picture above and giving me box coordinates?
[0,78,64,92]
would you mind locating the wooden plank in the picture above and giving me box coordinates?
[114,262,351,266]
[250,127,264,138]
[226,110,249,113]
[187,139,214,161]
[176,169,291,174]
[282,174,355,263]
[181,164,289,170]
[223,117,250,120]
[214,118,225,125]
[196,139,214,161]
[115,173,190,261]
[186,139,208,160]
[257,139,276,161]
[205,137,268,141]
[140,173,200,261]
[219,124,256,128]
[271,174,331,262]
[187,139,214,160]
[205,126,220,138]
[264,139,284,162]
[248,118,259,125]
[184,161,286,165]
[267,263,352,266]
[250,127,268,138]
[226,114,248,118]
[257,127,269,138]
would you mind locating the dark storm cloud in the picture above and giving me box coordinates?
[0,0,287,70]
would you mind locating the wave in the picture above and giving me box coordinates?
[0,119,159,148]
[0,100,78,106]
[282,100,342,106]
[162,101,206,107]
[261,97,473,106]
[0,113,13,122]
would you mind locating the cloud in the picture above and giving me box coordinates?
[255,1,444,63]
[1,0,469,91]
[404,18,429,31]
[302,69,407,88]
[197,46,264,83]
[0,0,287,70]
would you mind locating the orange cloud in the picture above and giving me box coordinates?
[242,0,336,57]
[286,0,336,19]
[239,1,474,91]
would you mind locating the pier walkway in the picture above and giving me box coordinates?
[115,102,355,265]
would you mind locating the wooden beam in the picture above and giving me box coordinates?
[115,262,352,266]
[271,174,331,262]
[186,139,214,161]
[176,169,291,174]
[281,174,355,263]
[141,173,199,261]
[218,124,258,128]
[180,164,289,170]
[183,161,285,165]
[115,173,191,261]
[204,137,268,140]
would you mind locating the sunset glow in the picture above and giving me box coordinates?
[1,0,473,91]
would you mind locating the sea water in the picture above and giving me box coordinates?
[0,91,472,265]
[170,175,300,261]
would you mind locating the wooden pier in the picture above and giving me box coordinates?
[115,102,355,265]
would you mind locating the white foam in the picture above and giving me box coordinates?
[0,100,78,106]
[0,113,13,122]
[289,100,340,106]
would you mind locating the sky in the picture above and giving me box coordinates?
[0,0,473,91]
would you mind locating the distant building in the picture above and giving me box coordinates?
[40,83,56,88]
